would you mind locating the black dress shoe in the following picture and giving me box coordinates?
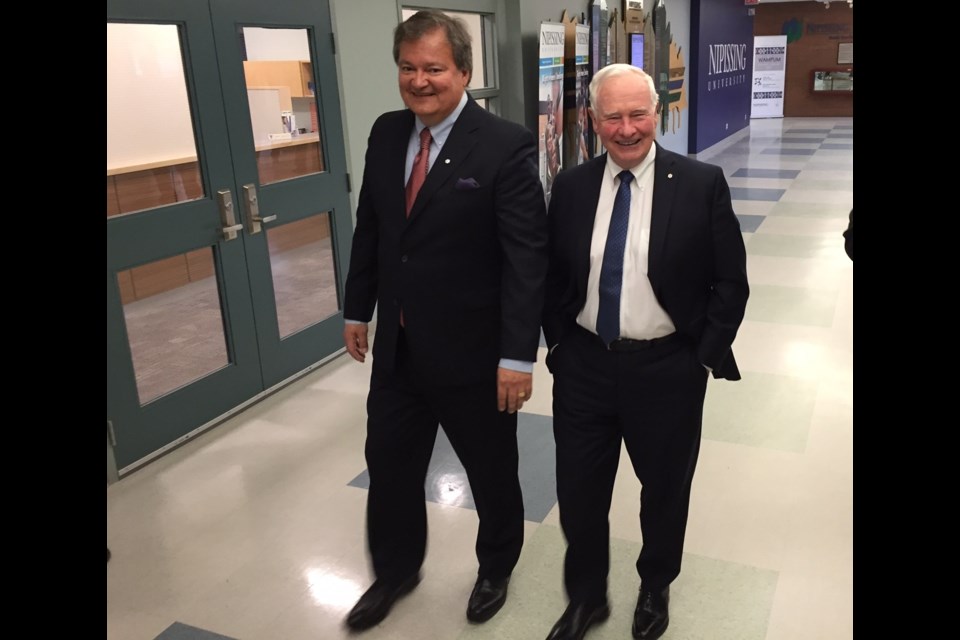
[632,586,669,639]
[466,576,510,623]
[345,573,421,631]
[545,600,610,640]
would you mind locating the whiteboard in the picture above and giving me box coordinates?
[247,89,284,147]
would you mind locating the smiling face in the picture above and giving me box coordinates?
[589,73,658,170]
[397,28,470,127]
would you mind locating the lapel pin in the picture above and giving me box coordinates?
[444,158,451,164]
[668,173,674,179]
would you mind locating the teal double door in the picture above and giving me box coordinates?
[107,0,353,473]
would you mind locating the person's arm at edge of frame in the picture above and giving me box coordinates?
[699,165,750,379]
[342,125,383,363]
[494,123,549,413]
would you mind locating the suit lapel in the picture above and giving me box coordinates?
[648,143,677,285]
[406,99,482,222]
[574,156,607,297]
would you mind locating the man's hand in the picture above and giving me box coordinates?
[344,323,369,363]
[497,368,533,414]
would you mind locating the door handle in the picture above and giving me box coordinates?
[243,183,278,234]
[217,189,243,241]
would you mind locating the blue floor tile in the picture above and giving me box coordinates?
[731,168,800,179]
[761,148,816,156]
[730,187,785,201]
[348,412,558,522]
[154,623,238,640]
[779,137,824,144]
[736,214,766,233]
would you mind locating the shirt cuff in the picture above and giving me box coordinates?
[499,358,534,373]
[344,319,365,325]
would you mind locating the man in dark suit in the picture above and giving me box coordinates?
[541,64,749,640]
[341,10,548,632]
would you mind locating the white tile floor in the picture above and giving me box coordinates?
[107,117,853,640]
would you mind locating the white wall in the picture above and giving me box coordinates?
[331,0,405,215]
[244,27,311,61]
[106,23,196,171]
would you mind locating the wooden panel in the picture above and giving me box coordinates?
[266,214,331,255]
[256,142,323,184]
[116,270,137,305]
[754,3,853,117]
[114,168,177,214]
[243,60,306,98]
[186,248,216,282]
[107,177,122,218]
[172,162,204,202]
[129,254,191,300]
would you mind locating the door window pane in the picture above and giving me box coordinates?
[118,248,229,405]
[107,23,204,217]
[267,213,340,338]
[240,27,325,184]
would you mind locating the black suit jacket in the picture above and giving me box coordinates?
[344,98,548,386]
[542,144,749,380]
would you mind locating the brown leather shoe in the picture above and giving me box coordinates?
[345,573,421,631]
[545,600,610,640]
[466,576,510,623]
[632,586,669,639]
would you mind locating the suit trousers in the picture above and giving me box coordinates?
[364,329,524,584]
[550,325,708,604]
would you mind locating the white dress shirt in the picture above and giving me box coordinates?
[576,147,676,341]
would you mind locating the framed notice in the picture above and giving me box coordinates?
[837,42,853,65]
[751,35,787,119]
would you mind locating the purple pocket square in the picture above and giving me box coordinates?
[455,177,481,190]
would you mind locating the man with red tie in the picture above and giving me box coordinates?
[541,64,749,640]
[341,10,548,632]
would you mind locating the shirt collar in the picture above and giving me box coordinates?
[414,92,468,149]
[604,142,657,183]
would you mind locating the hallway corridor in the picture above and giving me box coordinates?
[107,116,853,640]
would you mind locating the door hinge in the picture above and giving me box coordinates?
[346,172,352,193]
[107,419,117,447]
[330,32,336,55]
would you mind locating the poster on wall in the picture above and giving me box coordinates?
[750,35,787,119]
[589,0,608,156]
[563,23,591,168]
[538,22,565,203]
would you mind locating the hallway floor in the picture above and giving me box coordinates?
[107,116,853,640]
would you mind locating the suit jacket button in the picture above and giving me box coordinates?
[401,255,408,263]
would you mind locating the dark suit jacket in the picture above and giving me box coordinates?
[542,144,749,380]
[344,98,548,386]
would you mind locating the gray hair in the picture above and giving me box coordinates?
[589,63,658,113]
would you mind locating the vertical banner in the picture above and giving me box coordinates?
[564,21,591,168]
[538,22,565,203]
[589,0,609,156]
[751,35,787,119]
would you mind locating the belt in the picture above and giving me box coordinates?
[573,323,680,352]
[606,334,679,351]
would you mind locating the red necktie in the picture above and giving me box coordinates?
[400,128,431,328]
[405,127,432,216]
